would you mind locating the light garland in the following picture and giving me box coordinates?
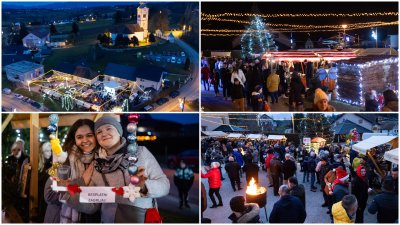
[202,11,399,19]
[61,89,75,111]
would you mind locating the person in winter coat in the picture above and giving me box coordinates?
[45,119,101,223]
[64,116,170,223]
[242,158,259,185]
[201,162,223,208]
[231,78,246,111]
[231,66,246,87]
[316,65,328,87]
[289,72,305,111]
[232,148,244,168]
[351,166,369,223]
[288,177,306,208]
[265,150,274,187]
[282,154,297,185]
[332,167,349,204]
[228,196,260,223]
[270,153,283,196]
[201,64,210,91]
[221,63,232,100]
[270,185,307,223]
[318,157,331,207]
[332,194,357,223]
[267,72,280,104]
[251,85,265,111]
[382,89,398,112]
[327,63,338,92]
[368,178,398,223]
[225,156,242,191]
[308,152,318,192]
[312,88,336,112]
[174,160,194,208]
[364,90,379,112]
[210,69,220,96]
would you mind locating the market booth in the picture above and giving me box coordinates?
[227,133,245,139]
[311,137,326,152]
[352,135,398,178]
[247,134,264,140]
[384,148,398,164]
[267,135,287,145]
[201,131,228,138]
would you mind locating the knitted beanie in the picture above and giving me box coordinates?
[94,116,123,136]
[314,88,329,104]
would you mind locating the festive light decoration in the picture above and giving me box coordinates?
[62,89,75,111]
[47,114,68,178]
[241,16,277,57]
[201,11,399,19]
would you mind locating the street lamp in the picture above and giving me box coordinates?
[342,24,348,47]
[371,27,378,48]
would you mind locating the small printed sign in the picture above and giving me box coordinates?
[79,187,116,203]
[303,137,311,144]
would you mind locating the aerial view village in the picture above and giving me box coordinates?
[2,2,199,112]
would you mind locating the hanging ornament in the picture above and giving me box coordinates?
[126,114,140,179]
[47,114,68,177]
[128,114,140,123]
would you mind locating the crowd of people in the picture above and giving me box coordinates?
[201,137,398,223]
[201,56,398,112]
[2,115,180,223]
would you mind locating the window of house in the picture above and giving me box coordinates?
[143,14,146,18]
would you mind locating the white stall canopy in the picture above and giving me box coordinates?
[384,148,398,164]
[268,135,286,140]
[247,134,263,139]
[227,133,244,138]
[202,131,227,137]
[352,136,398,154]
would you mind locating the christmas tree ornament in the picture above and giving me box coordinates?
[126,114,140,180]
[47,114,68,177]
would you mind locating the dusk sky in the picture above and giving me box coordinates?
[150,113,199,125]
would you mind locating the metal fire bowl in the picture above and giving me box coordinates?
[246,187,267,208]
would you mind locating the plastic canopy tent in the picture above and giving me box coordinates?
[384,148,398,164]
[352,136,398,154]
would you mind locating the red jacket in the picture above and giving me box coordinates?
[201,67,210,80]
[265,153,274,169]
[201,168,221,188]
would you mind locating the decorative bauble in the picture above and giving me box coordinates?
[128,165,138,175]
[127,134,137,142]
[128,156,138,163]
[127,144,138,154]
[49,134,56,140]
[127,123,137,133]
[128,114,140,123]
[130,175,140,185]
[49,114,59,125]
[47,125,57,133]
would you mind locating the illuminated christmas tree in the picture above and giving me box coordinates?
[241,16,277,58]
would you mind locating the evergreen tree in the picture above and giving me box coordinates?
[149,33,156,43]
[71,22,79,34]
[298,114,334,143]
[114,10,123,24]
[115,34,124,46]
[241,16,277,58]
[131,36,139,47]
[49,23,57,35]
[17,23,29,44]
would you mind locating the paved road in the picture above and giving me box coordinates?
[155,39,199,112]
[202,162,376,223]
[158,168,199,223]
[201,85,362,112]
[2,94,41,112]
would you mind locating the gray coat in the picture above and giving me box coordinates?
[65,142,170,223]
[43,178,61,223]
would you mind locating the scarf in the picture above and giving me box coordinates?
[94,138,131,174]
[356,166,367,182]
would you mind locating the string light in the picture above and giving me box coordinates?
[202,11,399,19]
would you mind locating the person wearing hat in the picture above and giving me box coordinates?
[64,116,170,223]
[332,167,349,204]
[225,156,242,191]
[270,153,283,196]
[351,166,369,223]
[312,88,335,111]
[267,71,280,104]
[228,196,260,223]
[174,160,194,208]
[368,178,398,223]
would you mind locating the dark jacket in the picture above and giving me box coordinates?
[228,203,260,223]
[289,75,305,105]
[269,195,307,223]
[225,161,241,180]
[270,158,282,176]
[351,175,368,209]
[231,83,244,100]
[243,162,259,184]
[251,92,264,111]
[368,191,398,223]
[174,167,194,192]
[333,183,349,203]
[289,184,306,208]
[282,159,297,180]
[365,99,379,112]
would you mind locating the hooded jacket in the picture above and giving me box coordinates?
[228,203,260,223]
[332,201,353,223]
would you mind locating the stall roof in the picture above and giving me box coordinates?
[202,131,227,137]
[384,148,398,164]
[227,133,244,138]
[247,134,263,139]
[268,135,286,140]
[213,124,248,132]
[263,49,357,62]
[352,136,398,154]
[8,114,97,129]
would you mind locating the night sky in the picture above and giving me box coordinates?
[150,113,199,125]
[202,1,398,50]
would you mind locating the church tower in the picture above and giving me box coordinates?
[137,2,149,38]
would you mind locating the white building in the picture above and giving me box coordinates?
[5,60,44,83]
[137,2,149,38]
[22,29,50,49]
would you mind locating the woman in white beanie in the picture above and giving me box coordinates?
[312,88,336,112]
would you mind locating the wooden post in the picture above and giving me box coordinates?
[29,114,39,220]
[2,113,14,132]
[367,150,384,179]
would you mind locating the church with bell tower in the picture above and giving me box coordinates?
[137,2,149,38]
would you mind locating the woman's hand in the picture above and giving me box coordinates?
[83,162,95,186]
[136,166,148,189]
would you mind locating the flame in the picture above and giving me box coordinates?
[246,177,257,195]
